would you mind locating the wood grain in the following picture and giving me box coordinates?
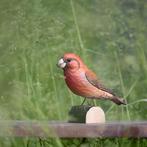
[0,121,147,138]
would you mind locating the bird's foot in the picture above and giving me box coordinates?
[80,98,86,105]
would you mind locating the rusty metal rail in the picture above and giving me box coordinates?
[0,121,147,138]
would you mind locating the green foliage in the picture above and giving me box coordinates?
[0,0,147,146]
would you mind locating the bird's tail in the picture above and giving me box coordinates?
[111,96,127,105]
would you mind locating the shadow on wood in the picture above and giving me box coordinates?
[68,105,91,123]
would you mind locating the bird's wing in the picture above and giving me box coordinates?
[85,70,116,96]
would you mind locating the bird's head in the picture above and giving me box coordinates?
[57,53,85,71]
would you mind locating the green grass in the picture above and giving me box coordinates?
[0,0,147,146]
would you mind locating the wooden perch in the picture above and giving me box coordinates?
[86,106,105,123]
[0,121,147,138]
[68,105,105,123]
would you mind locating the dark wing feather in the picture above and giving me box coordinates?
[85,70,116,96]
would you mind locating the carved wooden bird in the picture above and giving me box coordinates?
[58,53,126,105]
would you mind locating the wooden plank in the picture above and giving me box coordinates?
[0,121,147,138]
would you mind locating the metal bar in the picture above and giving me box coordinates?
[0,121,147,138]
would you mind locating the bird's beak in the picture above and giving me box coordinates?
[57,58,66,69]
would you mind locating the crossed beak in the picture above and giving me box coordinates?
[57,58,66,69]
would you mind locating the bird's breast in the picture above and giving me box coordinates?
[64,70,102,97]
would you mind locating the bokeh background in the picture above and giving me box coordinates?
[0,0,147,146]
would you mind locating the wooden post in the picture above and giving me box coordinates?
[68,105,105,123]
[86,106,105,123]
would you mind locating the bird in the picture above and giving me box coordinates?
[57,53,126,105]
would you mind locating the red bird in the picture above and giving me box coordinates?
[57,53,126,105]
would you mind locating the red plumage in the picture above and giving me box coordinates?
[58,53,126,105]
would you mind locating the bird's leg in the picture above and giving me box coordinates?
[80,98,86,105]
[92,99,97,106]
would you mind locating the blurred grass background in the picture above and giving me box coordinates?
[0,0,147,146]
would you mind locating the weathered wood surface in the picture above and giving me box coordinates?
[0,121,147,138]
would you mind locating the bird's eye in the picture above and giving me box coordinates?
[66,59,72,62]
